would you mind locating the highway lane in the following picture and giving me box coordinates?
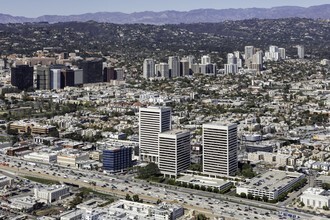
[0,155,327,220]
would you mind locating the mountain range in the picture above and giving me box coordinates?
[0,5,330,24]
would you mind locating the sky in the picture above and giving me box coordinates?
[1,0,330,17]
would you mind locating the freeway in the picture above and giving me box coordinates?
[0,155,327,220]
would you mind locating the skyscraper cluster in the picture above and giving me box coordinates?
[139,106,238,177]
[10,57,124,91]
[143,55,217,79]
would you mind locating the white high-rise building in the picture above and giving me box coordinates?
[251,50,263,71]
[168,56,180,78]
[224,53,238,74]
[186,55,195,69]
[201,55,211,65]
[279,48,286,60]
[203,123,237,176]
[234,51,242,68]
[143,58,155,79]
[265,45,279,61]
[297,45,305,59]
[155,63,169,78]
[244,46,254,60]
[50,69,61,89]
[158,129,190,177]
[139,106,171,163]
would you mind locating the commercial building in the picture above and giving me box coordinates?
[8,121,57,135]
[154,203,184,220]
[60,69,75,88]
[103,146,133,173]
[177,175,233,192]
[236,170,305,200]
[143,58,155,79]
[315,175,330,187]
[300,188,330,209]
[203,122,238,176]
[24,152,57,164]
[168,56,180,78]
[103,66,115,82]
[11,65,34,90]
[180,58,189,76]
[155,63,169,78]
[81,58,103,84]
[224,53,238,74]
[60,210,84,220]
[57,151,89,167]
[297,45,305,59]
[139,106,171,163]
[244,46,254,60]
[36,65,51,90]
[0,175,13,188]
[34,185,70,204]
[158,129,190,177]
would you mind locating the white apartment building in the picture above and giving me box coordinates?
[297,45,305,59]
[139,106,171,163]
[34,185,70,204]
[143,58,155,79]
[236,170,305,200]
[158,129,190,177]
[244,46,254,60]
[300,188,330,209]
[203,122,237,176]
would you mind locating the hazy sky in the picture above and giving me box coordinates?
[1,0,330,17]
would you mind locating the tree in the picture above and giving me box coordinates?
[137,163,160,179]
[194,185,200,190]
[156,199,162,204]
[197,213,208,220]
[213,188,220,193]
[240,192,247,198]
[200,185,206,191]
[207,187,213,192]
[247,193,254,200]
[262,195,269,202]
[125,194,132,201]
[323,206,329,211]
[132,194,140,202]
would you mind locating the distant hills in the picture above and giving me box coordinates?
[0,5,330,24]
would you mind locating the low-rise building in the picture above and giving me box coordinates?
[300,187,330,209]
[8,121,57,135]
[315,175,330,187]
[24,152,57,163]
[57,150,89,167]
[176,175,233,192]
[34,185,70,204]
[0,175,12,188]
[236,170,305,200]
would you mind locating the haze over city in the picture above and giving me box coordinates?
[1,0,330,16]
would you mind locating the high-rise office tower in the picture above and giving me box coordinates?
[103,66,116,82]
[139,106,171,163]
[297,45,305,59]
[251,50,263,71]
[60,69,75,88]
[36,65,51,90]
[11,65,34,90]
[266,45,279,61]
[81,58,103,84]
[203,123,237,176]
[201,55,211,65]
[73,68,83,86]
[168,56,180,78]
[279,48,286,60]
[244,46,254,60]
[143,58,155,79]
[200,63,216,75]
[234,51,243,68]
[155,63,169,78]
[180,58,190,76]
[114,68,124,81]
[186,55,195,69]
[158,129,191,177]
[50,69,61,90]
[224,53,238,74]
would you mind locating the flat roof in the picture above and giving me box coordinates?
[177,175,231,187]
[240,170,304,192]
[159,129,190,137]
[203,122,237,130]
